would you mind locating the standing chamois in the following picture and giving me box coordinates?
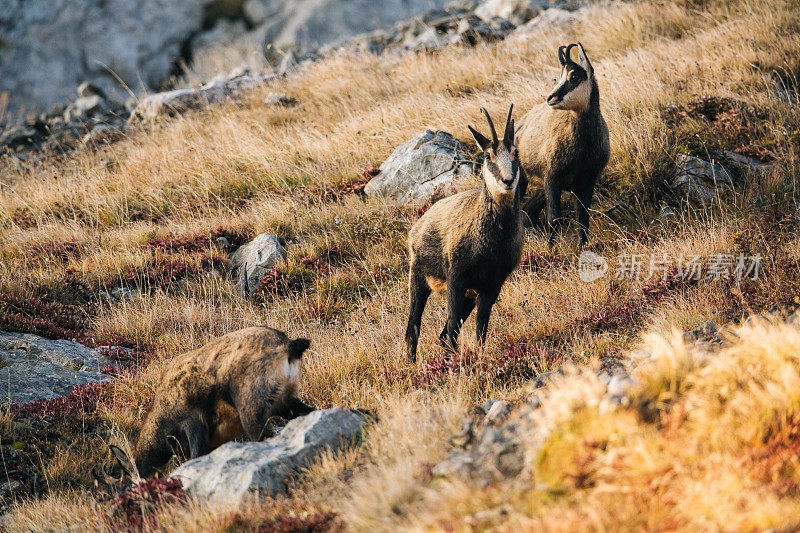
[96,326,314,481]
[405,105,525,362]
[516,42,610,247]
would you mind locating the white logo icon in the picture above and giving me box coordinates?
[578,251,609,283]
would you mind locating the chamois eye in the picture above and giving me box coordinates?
[570,73,581,83]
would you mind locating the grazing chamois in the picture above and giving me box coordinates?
[405,105,525,362]
[516,42,610,247]
[96,326,314,481]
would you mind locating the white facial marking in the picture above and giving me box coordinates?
[284,358,301,387]
[561,78,591,111]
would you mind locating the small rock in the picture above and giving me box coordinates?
[456,16,514,45]
[716,150,767,175]
[81,124,123,145]
[264,92,297,106]
[530,370,558,388]
[364,130,474,206]
[213,236,231,251]
[172,408,370,505]
[229,233,286,297]
[0,123,41,150]
[511,7,578,38]
[658,204,678,223]
[0,479,20,498]
[64,95,106,123]
[243,0,283,25]
[485,400,509,422]
[683,320,721,344]
[671,154,735,203]
[606,373,635,397]
[130,75,275,123]
[475,0,542,25]
[77,81,107,99]
[407,27,449,51]
[432,449,473,477]
[111,286,139,301]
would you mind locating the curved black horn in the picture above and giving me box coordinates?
[564,43,578,65]
[92,463,124,488]
[481,107,498,146]
[558,45,567,66]
[504,104,514,145]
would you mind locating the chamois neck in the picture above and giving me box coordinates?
[480,179,519,225]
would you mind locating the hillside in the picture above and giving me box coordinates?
[2,0,800,530]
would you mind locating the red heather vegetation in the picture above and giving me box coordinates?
[0,292,90,342]
[145,226,253,252]
[575,269,696,332]
[111,253,225,292]
[415,340,565,385]
[10,381,110,420]
[108,477,187,531]
[24,237,84,262]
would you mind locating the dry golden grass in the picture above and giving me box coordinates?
[2,0,800,529]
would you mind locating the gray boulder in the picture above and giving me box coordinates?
[364,130,475,205]
[715,150,767,175]
[0,0,209,118]
[511,7,579,38]
[475,0,543,25]
[229,233,286,297]
[671,154,735,203]
[0,332,117,404]
[245,0,453,63]
[172,408,370,504]
[129,74,275,123]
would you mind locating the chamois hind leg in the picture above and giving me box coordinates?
[439,296,475,346]
[574,188,594,247]
[443,278,467,355]
[405,269,431,362]
[522,188,546,228]
[475,288,501,348]
[276,397,315,419]
[234,385,282,441]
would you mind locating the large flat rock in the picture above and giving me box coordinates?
[172,408,370,505]
[0,332,116,404]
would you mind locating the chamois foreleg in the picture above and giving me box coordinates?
[574,187,594,247]
[179,415,210,460]
[546,181,563,248]
[475,288,501,347]
[443,278,467,355]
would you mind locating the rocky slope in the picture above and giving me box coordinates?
[0,0,568,156]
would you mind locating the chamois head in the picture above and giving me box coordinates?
[468,105,520,200]
[547,43,595,112]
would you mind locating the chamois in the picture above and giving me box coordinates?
[516,42,610,247]
[98,326,314,480]
[405,105,524,362]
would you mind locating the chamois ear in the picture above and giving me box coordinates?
[468,125,491,152]
[109,444,138,480]
[287,338,311,361]
[576,42,593,75]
